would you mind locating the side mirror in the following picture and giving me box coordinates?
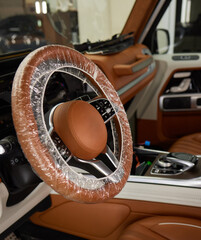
[152,29,170,54]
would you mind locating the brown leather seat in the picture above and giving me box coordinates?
[169,133,201,155]
[119,216,201,240]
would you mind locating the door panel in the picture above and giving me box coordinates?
[137,55,201,148]
[86,44,156,104]
[136,0,201,149]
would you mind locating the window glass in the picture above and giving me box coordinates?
[156,0,201,54]
[0,0,135,55]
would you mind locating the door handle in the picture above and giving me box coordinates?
[113,54,153,76]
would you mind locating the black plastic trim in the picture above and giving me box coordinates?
[16,220,87,240]
[0,195,51,240]
[172,55,199,61]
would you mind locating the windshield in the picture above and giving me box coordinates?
[0,0,135,55]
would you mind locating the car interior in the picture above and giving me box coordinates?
[0,0,201,240]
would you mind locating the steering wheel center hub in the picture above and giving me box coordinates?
[53,100,107,160]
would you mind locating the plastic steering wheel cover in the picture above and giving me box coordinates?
[11,45,133,203]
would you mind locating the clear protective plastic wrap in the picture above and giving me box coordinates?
[11,45,133,203]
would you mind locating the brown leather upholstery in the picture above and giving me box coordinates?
[119,216,201,240]
[85,44,157,104]
[53,100,107,160]
[169,133,201,155]
[31,195,201,240]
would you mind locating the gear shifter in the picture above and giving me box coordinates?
[151,152,198,176]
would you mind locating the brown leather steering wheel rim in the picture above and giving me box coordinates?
[11,45,133,203]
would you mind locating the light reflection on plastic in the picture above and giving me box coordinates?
[0,145,5,155]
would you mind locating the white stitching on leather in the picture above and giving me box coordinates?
[159,222,201,229]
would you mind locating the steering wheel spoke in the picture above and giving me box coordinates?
[73,157,113,177]
[103,145,119,169]
[67,145,118,180]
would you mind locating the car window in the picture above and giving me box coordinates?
[0,0,135,55]
[154,0,201,54]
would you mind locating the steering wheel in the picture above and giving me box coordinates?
[11,45,133,203]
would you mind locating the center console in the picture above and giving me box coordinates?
[146,152,199,178]
[130,147,201,188]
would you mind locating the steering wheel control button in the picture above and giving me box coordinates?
[90,98,115,123]
[9,157,26,166]
[51,132,71,161]
[53,100,107,160]
[75,95,91,101]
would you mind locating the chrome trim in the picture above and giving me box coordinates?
[166,156,195,170]
[150,154,197,176]
[160,93,201,112]
[48,103,62,130]
[75,157,113,177]
[135,147,169,155]
[104,145,119,168]
[128,175,201,188]
[75,155,120,183]
[117,61,156,96]
[75,145,119,175]
[157,158,173,168]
